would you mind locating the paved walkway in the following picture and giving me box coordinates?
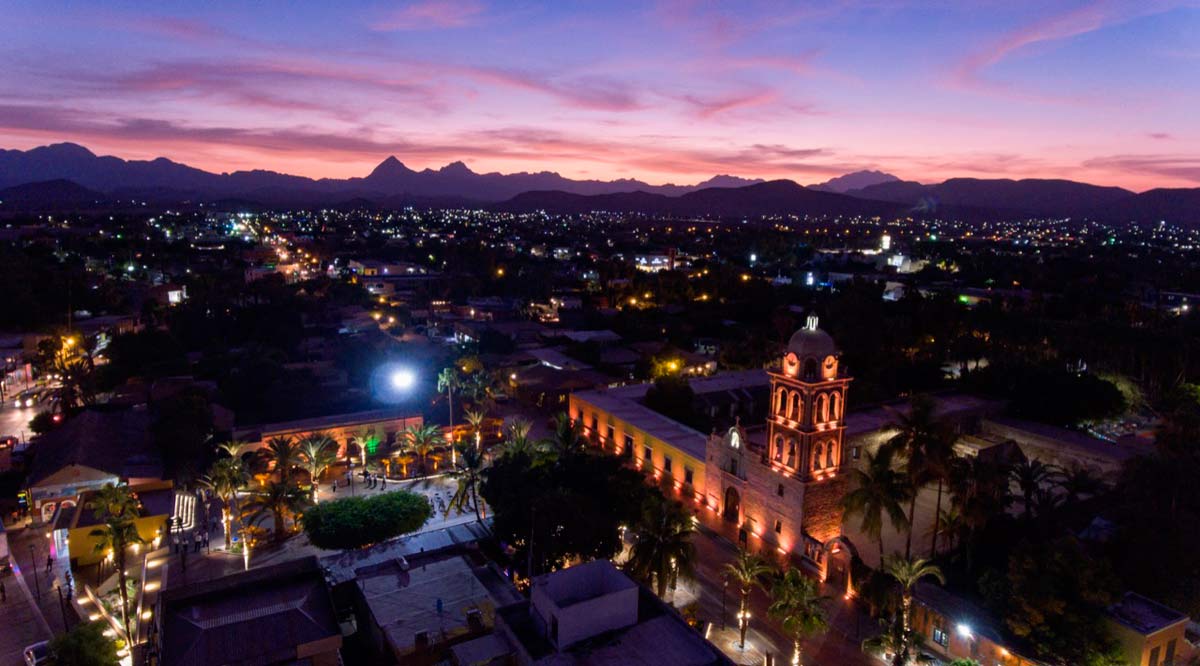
[0,523,76,666]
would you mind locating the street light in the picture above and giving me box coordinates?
[390,368,416,391]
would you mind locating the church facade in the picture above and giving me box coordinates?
[703,316,855,588]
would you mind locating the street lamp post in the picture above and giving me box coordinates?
[28,543,40,598]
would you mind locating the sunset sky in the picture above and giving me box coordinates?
[2,0,1198,190]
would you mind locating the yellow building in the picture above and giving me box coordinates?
[1105,592,1193,666]
[52,481,175,568]
[570,385,711,503]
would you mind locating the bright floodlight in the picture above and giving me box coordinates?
[390,368,417,391]
[957,623,972,638]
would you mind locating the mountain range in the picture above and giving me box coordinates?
[0,142,1197,224]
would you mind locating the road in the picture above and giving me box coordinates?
[0,524,76,666]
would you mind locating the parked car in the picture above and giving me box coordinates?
[23,641,51,666]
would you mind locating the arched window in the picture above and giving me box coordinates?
[826,442,836,468]
[817,393,829,424]
[785,440,796,467]
[830,392,841,421]
[813,442,824,470]
[773,435,783,461]
[789,392,801,420]
[775,388,787,416]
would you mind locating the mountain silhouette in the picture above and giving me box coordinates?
[846,177,1135,218]
[810,170,899,193]
[0,142,1195,222]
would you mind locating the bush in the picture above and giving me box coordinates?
[301,490,431,549]
[50,621,119,666]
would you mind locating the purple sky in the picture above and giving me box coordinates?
[2,1,1198,190]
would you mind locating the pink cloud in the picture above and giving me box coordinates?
[679,90,780,118]
[372,0,486,31]
[951,1,1190,96]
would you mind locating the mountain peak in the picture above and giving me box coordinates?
[439,160,474,175]
[367,156,414,179]
[810,169,900,193]
[35,142,97,160]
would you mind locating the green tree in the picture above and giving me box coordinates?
[883,394,956,558]
[768,568,829,666]
[724,548,773,649]
[50,621,119,666]
[545,412,585,459]
[626,495,696,597]
[841,447,912,561]
[299,432,338,500]
[481,425,650,574]
[405,423,443,475]
[1003,537,1124,666]
[245,479,310,543]
[200,457,248,550]
[302,491,432,549]
[1009,459,1058,524]
[882,555,945,666]
[264,435,302,485]
[87,484,145,638]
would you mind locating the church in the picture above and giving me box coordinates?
[703,315,855,590]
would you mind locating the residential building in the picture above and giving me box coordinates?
[1106,592,1193,666]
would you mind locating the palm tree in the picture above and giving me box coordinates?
[546,412,585,459]
[926,507,966,558]
[768,568,829,666]
[841,447,912,561]
[446,442,487,523]
[87,484,144,638]
[946,455,1010,572]
[863,618,932,666]
[1056,465,1107,504]
[438,366,460,443]
[883,394,955,558]
[1009,459,1058,523]
[265,435,301,485]
[353,426,380,468]
[298,432,337,501]
[626,496,697,597]
[724,547,773,649]
[245,480,309,544]
[215,439,250,460]
[464,409,488,451]
[406,424,443,475]
[497,418,537,459]
[200,457,249,550]
[882,555,945,666]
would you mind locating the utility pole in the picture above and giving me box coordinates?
[28,543,40,598]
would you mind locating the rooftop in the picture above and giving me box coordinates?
[159,556,340,666]
[1106,592,1189,636]
[28,407,161,486]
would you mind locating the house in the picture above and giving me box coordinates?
[156,556,342,666]
[910,582,1048,666]
[26,407,163,524]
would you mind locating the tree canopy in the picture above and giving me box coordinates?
[302,490,431,550]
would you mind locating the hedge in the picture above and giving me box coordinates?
[301,490,432,550]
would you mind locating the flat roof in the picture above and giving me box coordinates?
[573,390,708,461]
[1107,592,1189,635]
[361,554,520,653]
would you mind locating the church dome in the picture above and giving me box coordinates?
[787,315,837,360]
